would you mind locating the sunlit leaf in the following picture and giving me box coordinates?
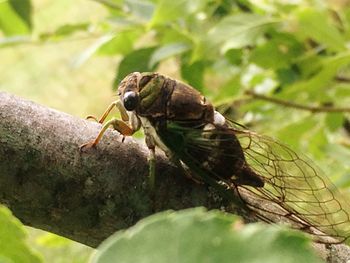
[92,208,321,263]
[225,49,243,65]
[285,51,350,97]
[307,127,328,158]
[114,47,157,87]
[36,233,71,248]
[149,42,190,68]
[8,0,32,28]
[325,113,344,132]
[297,8,345,52]
[213,75,241,104]
[149,0,210,26]
[326,144,350,169]
[295,54,323,80]
[125,0,154,22]
[98,29,141,56]
[208,14,280,52]
[39,23,89,41]
[276,67,300,86]
[0,206,42,263]
[72,34,115,67]
[250,33,303,69]
[276,116,318,148]
[180,60,206,91]
[336,87,350,98]
[0,0,32,35]
[93,0,123,11]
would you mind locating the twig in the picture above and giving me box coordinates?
[245,90,350,113]
[335,75,350,83]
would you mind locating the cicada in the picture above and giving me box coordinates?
[80,72,350,244]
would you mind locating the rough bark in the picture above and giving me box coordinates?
[0,92,349,262]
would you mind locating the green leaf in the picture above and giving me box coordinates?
[334,83,350,97]
[0,206,42,263]
[39,23,89,41]
[250,41,289,69]
[149,42,190,68]
[307,127,328,158]
[325,113,344,132]
[286,51,350,97]
[213,75,241,104]
[125,0,154,22]
[92,208,321,263]
[225,49,243,65]
[326,144,350,169]
[276,67,300,86]
[97,29,141,56]
[93,0,123,10]
[114,47,157,87]
[296,54,322,79]
[72,34,115,67]
[180,60,206,91]
[0,0,32,35]
[8,0,32,27]
[208,14,280,52]
[150,0,187,26]
[192,14,279,61]
[276,116,318,149]
[149,0,209,26]
[297,8,345,52]
[250,34,303,69]
[36,233,71,248]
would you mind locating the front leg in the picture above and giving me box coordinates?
[80,118,134,151]
[168,156,203,184]
[86,100,129,123]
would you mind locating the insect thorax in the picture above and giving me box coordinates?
[137,76,214,123]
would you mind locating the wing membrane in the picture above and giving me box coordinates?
[235,129,350,243]
[157,120,350,244]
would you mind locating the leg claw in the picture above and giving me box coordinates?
[79,141,96,152]
[86,115,99,122]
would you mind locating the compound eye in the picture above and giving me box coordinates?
[123,91,139,111]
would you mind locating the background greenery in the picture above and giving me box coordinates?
[1,0,350,262]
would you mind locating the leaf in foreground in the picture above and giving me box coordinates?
[0,206,42,263]
[92,208,322,263]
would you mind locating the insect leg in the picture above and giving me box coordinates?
[80,118,134,151]
[145,135,156,190]
[148,148,156,189]
[86,100,129,123]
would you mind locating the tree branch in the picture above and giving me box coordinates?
[0,92,349,262]
[0,92,236,246]
[245,90,350,113]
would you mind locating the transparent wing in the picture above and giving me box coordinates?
[158,120,350,244]
[233,128,350,244]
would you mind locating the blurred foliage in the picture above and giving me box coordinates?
[29,230,91,263]
[0,206,42,263]
[2,0,350,181]
[92,208,322,263]
[1,0,350,262]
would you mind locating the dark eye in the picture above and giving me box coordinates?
[123,91,139,111]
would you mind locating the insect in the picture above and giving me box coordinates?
[80,72,350,245]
